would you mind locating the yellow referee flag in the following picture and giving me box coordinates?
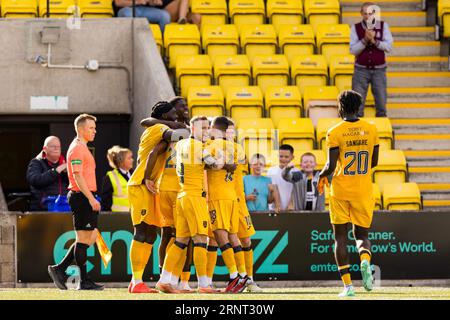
[96,230,112,268]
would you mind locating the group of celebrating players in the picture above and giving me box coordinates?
[127,96,261,294]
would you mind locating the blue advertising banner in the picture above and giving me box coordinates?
[16,212,450,283]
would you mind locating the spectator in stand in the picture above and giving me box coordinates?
[26,136,69,211]
[115,0,172,33]
[152,0,201,28]
[350,2,393,117]
[243,154,281,213]
[100,146,134,212]
[266,145,300,211]
[282,152,325,211]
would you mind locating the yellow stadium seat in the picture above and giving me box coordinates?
[1,0,37,17]
[176,55,212,98]
[202,25,240,64]
[240,24,278,63]
[264,151,281,170]
[364,117,394,150]
[265,86,302,127]
[303,86,340,126]
[373,183,382,210]
[266,0,303,33]
[191,0,228,28]
[328,54,355,92]
[304,0,340,33]
[372,150,408,193]
[237,118,275,159]
[39,0,76,18]
[226,86,264,122]
[164,24,201,69]
[316,24,351,61]
[295,149,327,171]
[79,0,114,18]
[252,55,290,93]
[278,24,316,64]
[187,86,224,117]
[214,55,251,96]
[438,0,450,37]
[277,118,315,151]
[316,117,341,150]
[229,0,265,28]
[383,183,422,211]
[291,54,328,95]
[149,24,163,55]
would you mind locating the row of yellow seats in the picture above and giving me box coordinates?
[325,183,422,211]
[175,53,354,98]
[190,0,340,33]
[438,0,450,37]
[188,85,378,129]
[151,23,350,68]
[0,0,113,18]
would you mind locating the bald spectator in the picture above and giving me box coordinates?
[26,136,69,211]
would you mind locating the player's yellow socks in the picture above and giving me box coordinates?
[163,241,187,274]
[130,240,152,281]
[233,246,247,276]
[206,245,218,279]
[193,243,208,277]
[359,248,372,263]
[243,246,253,278]
[166,237,176,254]
[171,249,188,277]
[220,244,238,276]
[181,271,190,282]
[338,265,352,286]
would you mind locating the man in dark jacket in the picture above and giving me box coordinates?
[26,136,69,211]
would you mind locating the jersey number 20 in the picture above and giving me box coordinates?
[344,151,369,175]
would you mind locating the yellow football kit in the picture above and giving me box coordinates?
[128,124,169,227]
[326,119,380,228]
[159,142,181,227]
[234,142,256,239]
[175,138,210,238]
[205,138,239,234]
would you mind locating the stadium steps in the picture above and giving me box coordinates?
[389,27,436,41]
[342,11,426,27]
[391,119,450,133]
[387,72,450,87]
[387,103,450,118]
[395,133,450,150]
[390,41,441,56]
[387,87,450,103]
[340,0,423,12]
[387,56,447,72]
[408,166,450,183]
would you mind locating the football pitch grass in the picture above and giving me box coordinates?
[1,287,450,300]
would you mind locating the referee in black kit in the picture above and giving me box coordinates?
[48,114,104,291]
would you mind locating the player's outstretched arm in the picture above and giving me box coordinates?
[371,145,380,168]
[162,128,190,143]
[140,117,187,130]
[144,140,168,193]
[282,162,302,183]
[268,184,281,213]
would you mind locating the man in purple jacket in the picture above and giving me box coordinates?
[350,2,393,117]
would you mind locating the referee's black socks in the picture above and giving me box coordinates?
[75,243,90,281]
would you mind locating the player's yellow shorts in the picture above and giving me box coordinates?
[208,199,239,234]
[329,196,374,228]
[175,195,210,238]
[237,198,256,239]
[159,191,177,228]
[128,184,163,227]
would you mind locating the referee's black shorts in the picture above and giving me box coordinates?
[67,191,99,231]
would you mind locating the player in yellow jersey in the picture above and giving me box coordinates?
[205,116,249,293]
[127,101,189,294]
[156,116,228,294]
[318,90,380,297]
[226,119,262,293]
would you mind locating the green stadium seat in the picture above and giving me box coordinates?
[164,24,201,69]
[252,54,290,93]
[226,86,264,123]
[266,0,303,33]
[214,54,251,96]
[291,54,328,95]
[265,86,302,127]
[383,182,422,211]
[187,86,224,117]
[278,24,316,64]
[240,24,278,63]
[176,55,212,98]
